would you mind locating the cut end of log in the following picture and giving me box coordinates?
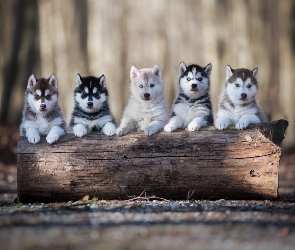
[17,120,288,203]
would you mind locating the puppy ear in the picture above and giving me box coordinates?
[226,65,234,80]
[99,75,106,88]
[48,74,58,89]
[204,63,212,77]
[27,74,37,89]
[130,66,140,79]
[76,74,83,87]
[178,62,187,76]
[252,68,258,79]
[152,65,161,77]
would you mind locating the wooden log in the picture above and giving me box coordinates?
[17,120,288,202]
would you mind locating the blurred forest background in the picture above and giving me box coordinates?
[0,0,294,147]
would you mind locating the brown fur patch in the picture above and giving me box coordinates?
[228,68,257,85]
[28,78,58,102]
[219,94,235,111]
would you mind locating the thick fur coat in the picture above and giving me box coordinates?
[69,74,116,137]
[116,65,169,136]
[215,65,266,130]
[164,62,213,132]
[20,74,66,144]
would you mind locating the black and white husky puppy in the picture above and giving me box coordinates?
[20,74,66,144]
[164,62,213,132]
[69,74,116,137]
[215,65,266,130]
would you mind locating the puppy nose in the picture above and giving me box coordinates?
[40,104,46,109]
[144,93,150,99]
[241,93,247,99]
[87,102,93,107]
[191,84,197,89]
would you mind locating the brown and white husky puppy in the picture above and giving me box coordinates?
[215,65,266,130]
[20,74,66,144]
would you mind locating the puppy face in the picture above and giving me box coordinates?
[225,66,258,105]
[130,65,164,101]
[74,74,107,113]
[27,74,58,113]
[178,62,212,98]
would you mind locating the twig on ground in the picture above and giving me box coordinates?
[125,190,171,202]
[187,189,195,201]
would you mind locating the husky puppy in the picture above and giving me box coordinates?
[69,74,116,137]
[116,65,169,136]
[164,62,213,132]
[215,65,266,130]
[20,74,66,144]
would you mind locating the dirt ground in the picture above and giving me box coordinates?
[0,126,294,250]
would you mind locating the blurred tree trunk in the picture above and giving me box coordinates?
[0,0,24,125]
[0,0,39,125]
[38,0,87,122]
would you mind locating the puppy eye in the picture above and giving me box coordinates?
[139,85,143,88]
[80,92,87,98]
[197,77,203,81]
[34,94,40,100]
[150,84,154,88]
[235,84,240,88]
[187,77,191,81]
[247,84,252,88]
[46,94,51,98]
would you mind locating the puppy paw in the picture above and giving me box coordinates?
[215,122,228,130]
[164,123,176,132]
[145,126,159,136]
[116,127,127,137]
[27,134,40,144]
[215,118,231,130]
[187,121,202,131]
[46,132,60,144]
[103,123,116,136]
[73,124,87,137]
[235,120,249,130]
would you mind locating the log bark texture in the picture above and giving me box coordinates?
[17,120,288,202]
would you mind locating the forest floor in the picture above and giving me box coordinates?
[0,126,295,250]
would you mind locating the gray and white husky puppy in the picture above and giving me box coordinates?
[116,65,169,136]
[215,65,266,130]
[69,74,116,137]
[164,62,213,132]
[20,74,66,144]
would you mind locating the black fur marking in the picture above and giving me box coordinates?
[175,93,190,103]
[69,99,116,132]
[76,75,108,100]
[172,93,214,125]
[179,64,209,79]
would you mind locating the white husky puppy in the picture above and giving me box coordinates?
[215,65,266,130]
[164,62,213,132]
[116,65,169,136]
[20,74,66,144]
